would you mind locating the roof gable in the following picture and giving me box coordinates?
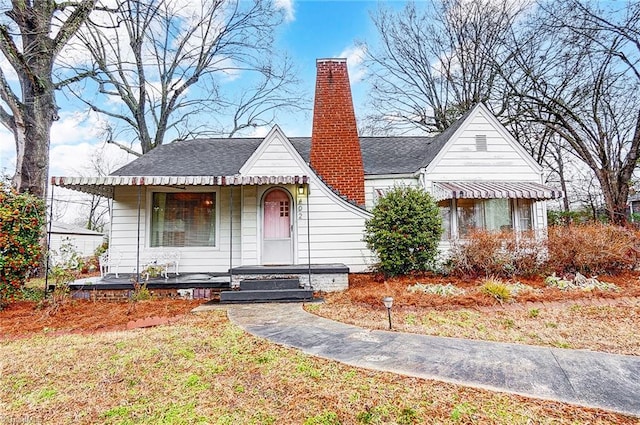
[424,103,542,176]
[239,125,307,176]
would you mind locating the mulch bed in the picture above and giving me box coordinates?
[0,299,203,339]
[2,272,639,340]
[345,271,640,310]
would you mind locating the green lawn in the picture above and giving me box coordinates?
[2,310,635,424]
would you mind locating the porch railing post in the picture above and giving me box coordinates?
[136,184,141,284]
[306,184,311,289]
[44,183,55,293]
[229,185,233,287]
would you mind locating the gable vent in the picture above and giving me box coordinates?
[475,134,487,152]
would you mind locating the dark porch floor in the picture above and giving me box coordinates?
[68,273,231,291]
[67,264,349,291]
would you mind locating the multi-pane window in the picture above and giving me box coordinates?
[440,198,533,239]
[280,201,289,217]
[151,192,216,247]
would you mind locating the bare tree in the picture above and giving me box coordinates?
[362,0,526,135]
[501,1,640,224]
[75,145,123,231]
[0,0,96,198]
[67,0,304,155]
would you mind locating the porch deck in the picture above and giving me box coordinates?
[65,264,350,300]
[68,273,231,291]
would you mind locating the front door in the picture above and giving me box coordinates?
[262,189,293,264]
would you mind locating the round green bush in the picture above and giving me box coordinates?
[364,186,442,276]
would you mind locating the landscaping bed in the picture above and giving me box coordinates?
[307,272,640,355]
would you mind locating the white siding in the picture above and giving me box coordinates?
[296,180,374,273]
[109,182,375,273]
[241,132,305,176]
[110,186,145,274]
[425,108,541,182]
[241,127,375,271]
[423,106,549,235]
[533,200,548,231]
[50,233,104,258]
[241,186,259,265]
[110,186,242,274]
[364,177,418,210]
[108,122,378,273]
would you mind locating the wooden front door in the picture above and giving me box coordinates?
[262,189,292,264]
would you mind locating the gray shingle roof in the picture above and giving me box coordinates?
[112,138,263,176]
[112,127,461,178]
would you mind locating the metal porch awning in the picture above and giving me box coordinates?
[432,181,563,202]
[50,175,309,198]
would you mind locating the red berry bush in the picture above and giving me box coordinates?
[0,181,45,305]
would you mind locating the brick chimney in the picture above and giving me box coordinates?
[310,58,365,206]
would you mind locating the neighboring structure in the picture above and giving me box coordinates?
[48,221,104,258]
[628,193,640,222]
[51,58,561,290]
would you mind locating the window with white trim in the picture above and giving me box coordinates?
[151,192,216,247]
[441,198,533,239]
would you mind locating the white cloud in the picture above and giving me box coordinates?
[50,111,107,146]
[50,142,133,177]
[274,0,295,22]
[0,126,15,177]
[247,125,271,138]
[50,143,98,176]
[0,108,134,181]
[339,44,367,83]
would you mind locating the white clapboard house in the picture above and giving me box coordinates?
[52,58,561,293]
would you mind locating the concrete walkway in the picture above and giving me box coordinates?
[194,302,640,418]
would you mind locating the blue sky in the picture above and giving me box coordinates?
[0,0,386,180]
[265,0,382,136]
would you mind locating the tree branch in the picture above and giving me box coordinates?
[0,25,29,79]
[54,69,97,89]
[52,0,97,56]
[106,139,141,157]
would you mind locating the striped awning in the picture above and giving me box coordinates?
[432,181,563,202]
[51,175,309,198]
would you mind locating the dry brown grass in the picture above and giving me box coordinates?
[1,311,636,424]
[308,273,640,356]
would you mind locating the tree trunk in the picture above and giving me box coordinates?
[1,0,96,200]
[596,169,629,226]
[12,85,55,199]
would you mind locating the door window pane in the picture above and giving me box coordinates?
[151,192,216,247]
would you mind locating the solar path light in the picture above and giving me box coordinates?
[382,296,394,330]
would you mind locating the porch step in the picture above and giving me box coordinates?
[240,278,300,291]
[220,288,313,303]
